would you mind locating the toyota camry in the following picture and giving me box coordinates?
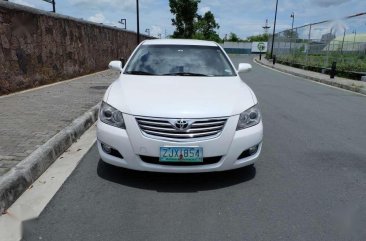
[97,39,263,173]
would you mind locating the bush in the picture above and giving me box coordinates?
[276,53,366,80]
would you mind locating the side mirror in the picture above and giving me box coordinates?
[108,61,123,72]
[238,63,252,73]
[120,58,125,68]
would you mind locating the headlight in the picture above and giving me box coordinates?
[236,104,261,130]
[99,101,126,129]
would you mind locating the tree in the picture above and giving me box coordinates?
[169,0,221,41]
[246,34,269,42]
[227,32,240,42]
[194,11,220,42]
[169,0,200,38]
[282,29,298,40]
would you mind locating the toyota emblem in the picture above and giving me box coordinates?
[174,119,189,130]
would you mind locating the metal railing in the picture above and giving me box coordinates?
[269,13,366,78]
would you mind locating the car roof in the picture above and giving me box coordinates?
[141,39,219,47]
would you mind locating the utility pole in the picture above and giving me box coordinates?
[136,0,140,44]
[262,19,270,34]
[270,0,279,58]
[289,12,295,52]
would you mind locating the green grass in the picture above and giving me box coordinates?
[276,53,366,73]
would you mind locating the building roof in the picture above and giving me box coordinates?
[323,33,366,51]
[332,33,366,43]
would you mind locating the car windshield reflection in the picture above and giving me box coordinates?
[124,45,236,77]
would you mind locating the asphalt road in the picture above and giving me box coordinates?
[23,55,366,241]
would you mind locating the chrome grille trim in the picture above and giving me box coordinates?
[136,117,227,141]
[191,120,226,127]
[137,119,172,127]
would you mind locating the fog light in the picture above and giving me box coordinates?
[100,142,123,159]
[101,143,112,154]
[238,144,260,160]
[249,145,259,155]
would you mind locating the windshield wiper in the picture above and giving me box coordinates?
[125,70,154,75]
[164,72,209,76]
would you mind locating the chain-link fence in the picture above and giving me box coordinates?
[269,13,366,79]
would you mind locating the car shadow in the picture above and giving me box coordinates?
[96,160,256,192]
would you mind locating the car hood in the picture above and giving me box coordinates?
[106,75,256,118]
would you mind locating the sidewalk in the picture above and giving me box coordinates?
[0,71,117,177]
[255,57,366,95]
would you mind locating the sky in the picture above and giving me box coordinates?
[9,0,366,39]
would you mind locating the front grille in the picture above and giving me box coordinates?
[135,117,227,141]
[140,155,222,166]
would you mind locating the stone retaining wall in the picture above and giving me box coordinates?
[0,2,148,95]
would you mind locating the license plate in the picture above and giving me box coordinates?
[160,147,203,162]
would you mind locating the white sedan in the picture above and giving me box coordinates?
[97,39,263,173]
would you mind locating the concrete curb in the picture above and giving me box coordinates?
[0,103,101,214]
[254,58,366,96]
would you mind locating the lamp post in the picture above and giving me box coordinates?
[289,12,295,53]
[270,0,279,58]
[41,0,56,13]
[118,19,127,29]
[136,0,140,44]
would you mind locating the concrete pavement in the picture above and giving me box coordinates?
[0,71,116,177]
[22,55,366,241]
[0,125,97,241]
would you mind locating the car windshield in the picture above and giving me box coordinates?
[124,44,236,76]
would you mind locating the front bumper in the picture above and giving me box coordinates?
[96,114,263,173]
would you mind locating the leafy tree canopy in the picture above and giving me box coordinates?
[224,33,270,42]
[169,0,272,44]
[169,0,220,42]
[227,32,240,42]
[194,11,221,42]
[281,30,299,40]
[169,0,201,39]
[246,34,270,42]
